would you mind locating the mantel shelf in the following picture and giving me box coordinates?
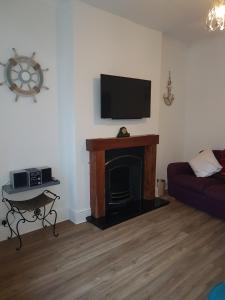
[86,134,159,151]
[3,179,60,194]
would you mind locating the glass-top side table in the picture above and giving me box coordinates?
[2,190,60,250]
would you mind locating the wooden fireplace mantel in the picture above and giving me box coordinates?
[86,134,159,218]
[86,135,159,151]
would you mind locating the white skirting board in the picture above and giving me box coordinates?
[69,208,91,224]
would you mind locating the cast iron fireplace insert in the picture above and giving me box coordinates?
[105,147,144,215]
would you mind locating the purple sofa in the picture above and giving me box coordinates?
[167,150,225,219]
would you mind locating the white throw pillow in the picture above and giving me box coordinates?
[189,149,222,177]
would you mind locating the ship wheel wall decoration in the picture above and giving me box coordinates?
[0,48,49,102]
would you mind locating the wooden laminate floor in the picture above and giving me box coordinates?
[0,199,225,300]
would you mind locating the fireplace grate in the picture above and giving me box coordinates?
[109,190,133,207]
[111,190,130,200]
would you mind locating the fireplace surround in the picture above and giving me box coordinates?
[86,135,158,215]
[86,134,169,228]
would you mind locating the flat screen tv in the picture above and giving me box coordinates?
[101,74,151,119]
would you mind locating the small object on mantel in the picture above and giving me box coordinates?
[117,127,130,138]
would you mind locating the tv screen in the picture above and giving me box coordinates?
[101,74,151,119]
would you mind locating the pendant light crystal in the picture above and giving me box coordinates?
[206,0,225,31]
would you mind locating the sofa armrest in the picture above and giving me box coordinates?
[167,162,194,179]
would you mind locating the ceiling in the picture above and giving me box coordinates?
[80,0,225,44]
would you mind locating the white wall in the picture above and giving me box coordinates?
[158,35,187,180]
[71,0,162,220]
[0,0,188,242]
[185,35,225,160]
[0,0,69,241]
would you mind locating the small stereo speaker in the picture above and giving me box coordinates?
[10,170,29,189]
[39,167,52,183]
[25,168,42,187]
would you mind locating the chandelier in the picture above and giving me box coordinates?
[206,0,225,31]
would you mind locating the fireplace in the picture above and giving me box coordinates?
[105,147,144,215]
[86,135,169,228]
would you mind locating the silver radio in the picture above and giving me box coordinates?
[10,167,52,189]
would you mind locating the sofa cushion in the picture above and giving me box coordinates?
[171,174,218,193]
[215,150,225,175]
[189,149,222,177]
[213,150,223,161]
[205,183,225,205]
